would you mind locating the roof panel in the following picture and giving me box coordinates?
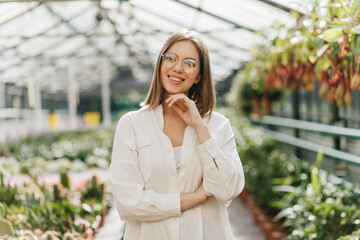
[130,5,181,32]
[17,35,60,57]
[67,6,99,32]
[0,37,22,52]
[47,1,93,21]
[0,5,58,36]
[202,0,296,30]
[194,11,238,32]
[270,0,309,14]
[0,0,307,93]
[43,35,88,58]
[0,2,38,25]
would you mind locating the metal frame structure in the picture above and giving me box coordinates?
[0,0,305,96]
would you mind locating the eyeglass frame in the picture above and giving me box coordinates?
[161,52,200,74]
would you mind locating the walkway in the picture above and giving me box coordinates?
[228,197,266,240]
[95,196,266,240]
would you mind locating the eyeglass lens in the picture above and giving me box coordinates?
[162,53,198,74]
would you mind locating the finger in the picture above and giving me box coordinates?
[170,103,185,117]
[165,94,176,103]
[168,95,186,108]
[168,94,191,107]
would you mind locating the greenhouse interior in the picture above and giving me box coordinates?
[0,0,360,239]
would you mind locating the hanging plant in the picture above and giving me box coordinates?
[233,0,360,112]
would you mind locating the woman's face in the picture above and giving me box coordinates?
[160,40,201,99]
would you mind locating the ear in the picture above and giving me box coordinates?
[194,74,201,84]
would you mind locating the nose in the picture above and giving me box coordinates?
[172,59,183,73]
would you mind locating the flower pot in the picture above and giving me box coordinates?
[48,113,59,130]
[269,231,286,240]
[262,222,280,239]
[83,112,101,128]
[239,190,250,203]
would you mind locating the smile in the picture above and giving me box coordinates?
[168,75,184,84]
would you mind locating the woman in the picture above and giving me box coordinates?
[110,29,245,240]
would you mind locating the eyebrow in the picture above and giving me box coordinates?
[167,52,199,62]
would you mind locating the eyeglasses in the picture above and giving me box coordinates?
[161,52,199,74]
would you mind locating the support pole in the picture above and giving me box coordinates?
[0,83,5,108]
[67,59,78,130]
[34,75,42,133]
[101,59,111,128]
[0,83,5,143]
[292,91,300,158]
[331,104,346,177]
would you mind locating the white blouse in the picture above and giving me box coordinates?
[110,105,245,240]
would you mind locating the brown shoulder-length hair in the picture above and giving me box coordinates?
[141,29,216,117]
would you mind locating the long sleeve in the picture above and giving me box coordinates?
[198,119,245,202]
[110,113,181,221]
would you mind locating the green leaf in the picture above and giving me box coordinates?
[323,28,344,42]
[315,55,332,72]
[351,0,360,15]
[311,150,323,196]
[273,207,293,222]
[351,34,360,55]
[316,44,330,58]
[81,203,93,213]
[328,21,348,28]
[315,150,323,169]
[309,55,317,64]
[354,25,360,34]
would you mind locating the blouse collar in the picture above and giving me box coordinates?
[154,104,164,130]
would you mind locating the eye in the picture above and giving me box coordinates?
[164,53,176,63]
[184,59,196,68]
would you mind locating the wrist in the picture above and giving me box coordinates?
[194,122,211,145]
[194,120,206,133]
[198,191,208,203]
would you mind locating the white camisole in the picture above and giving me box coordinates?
[173,146,182,169]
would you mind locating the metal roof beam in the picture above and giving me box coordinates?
[96,3,154,73]
[43,4,118,66]
[129,2,249,52]
[171,0,255,32]
[0,3,41,27]
[256,0,304,16]
[0,4,93,53]
[0,32,122,39]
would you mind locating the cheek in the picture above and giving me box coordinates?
[160,64,170,75]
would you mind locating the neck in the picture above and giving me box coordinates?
[162,101,185,117]
[162,93,188,116]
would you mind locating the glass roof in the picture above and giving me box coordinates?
[0,0,306,95]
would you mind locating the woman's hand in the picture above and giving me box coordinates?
[165,93,211,144]
[195,182,209,203]
[165,93,203,129]
[180,182,209,212]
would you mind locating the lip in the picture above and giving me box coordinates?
[168,75,184,85]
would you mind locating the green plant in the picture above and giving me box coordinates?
[0,202,5,219]
[0,218,15,236]
[42,230,60,240]
[53,184,61,202]
[229,0,360,112]
[273,151,360,239]
[28,205,65,234]
[22,185,46,207]
[221,109,360,239]
[0,172,19,205]
[60,172,70,189]
[81,176,104,202]
[337,229,360,239]
[63,232,84,240]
